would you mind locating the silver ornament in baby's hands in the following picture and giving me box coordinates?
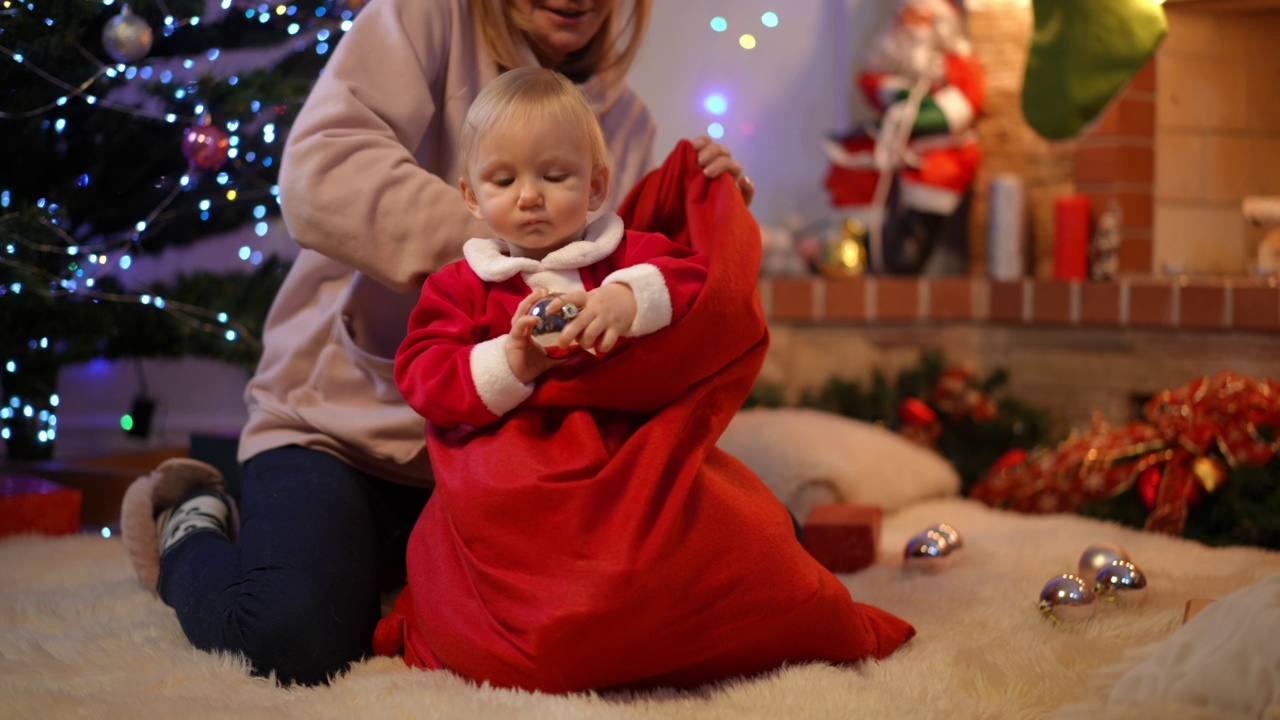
[529,295,580,359]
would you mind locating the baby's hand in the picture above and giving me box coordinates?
[553,284,636,354]
[507,289,564,383]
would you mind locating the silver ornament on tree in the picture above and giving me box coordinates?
[1038,574,1096,624]
[1094,560,1148,607]
[1078,542,1130,580]
[102,5,154,64]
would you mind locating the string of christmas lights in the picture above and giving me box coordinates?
[0,0,340,281]
[1,0,359,457]
[697,9,780,143]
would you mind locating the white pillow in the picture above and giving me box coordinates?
[717,407,961,519]
[1105,572,1280,717]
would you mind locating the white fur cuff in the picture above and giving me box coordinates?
[470,335,533,417]
[603,263,672,337]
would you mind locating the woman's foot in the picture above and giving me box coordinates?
[120,458,240,594]
[155,489,233,554]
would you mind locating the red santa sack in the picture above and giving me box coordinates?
[374,140,915,693]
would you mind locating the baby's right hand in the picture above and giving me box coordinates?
[506,289,563,384]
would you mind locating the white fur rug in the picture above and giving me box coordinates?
[3,497,1279,720]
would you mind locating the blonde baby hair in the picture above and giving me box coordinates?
[458,67,609,180]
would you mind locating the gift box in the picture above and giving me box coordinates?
[0,474,83,538]
[802,503,882,574]
[1183,598,1215,624]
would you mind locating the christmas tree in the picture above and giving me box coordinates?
[0,0,358,460]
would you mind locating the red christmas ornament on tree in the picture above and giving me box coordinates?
[989,447,1027,475]
[898,397,941,449]
[182,119,230,171]
[899,397,937,426]
[1136,466,1162,511]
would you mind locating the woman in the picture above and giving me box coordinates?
[121,0,753,687]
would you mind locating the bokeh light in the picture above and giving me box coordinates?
[703,93,728,115]
[707,122,725,139]
[739,34,756,50]
[761,12,778,28]
[709,16,727,32]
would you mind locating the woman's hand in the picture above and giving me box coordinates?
[690,135,755,206]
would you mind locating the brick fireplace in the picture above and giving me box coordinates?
[756,0,1280,437]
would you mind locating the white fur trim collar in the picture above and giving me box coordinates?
[463,213,625,282]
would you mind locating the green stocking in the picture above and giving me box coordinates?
[1022,0,1167,141]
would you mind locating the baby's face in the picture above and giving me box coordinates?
[461,114,607,261]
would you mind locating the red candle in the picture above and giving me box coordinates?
[1054,195,1090,280]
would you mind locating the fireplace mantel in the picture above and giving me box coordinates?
[760,275,1280,333]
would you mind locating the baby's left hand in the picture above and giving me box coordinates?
[548,284,637,355]
[690,135,755,206]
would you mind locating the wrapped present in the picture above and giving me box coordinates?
[802,503,882,574]
[0,474,82,538]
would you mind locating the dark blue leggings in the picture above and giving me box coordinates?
[158,446,431,686]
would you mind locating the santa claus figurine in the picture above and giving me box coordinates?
[824,0,984,274]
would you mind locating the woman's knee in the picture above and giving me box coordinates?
[230,576,380,686]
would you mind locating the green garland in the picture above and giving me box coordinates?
[1079,459,1280,550]
[746,350,1054,493]
[749,354,1280,550]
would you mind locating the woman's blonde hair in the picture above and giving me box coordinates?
[469,0,652,81]
[458,67,609,178]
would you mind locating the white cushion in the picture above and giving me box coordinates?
[1105,571,1280,717]
[717,407,961,519]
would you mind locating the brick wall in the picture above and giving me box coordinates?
[762,276,1280,331]
[966,5,1075,278]
[1075,63,1157,274]
[967,4,1157,277]
[750,3,1280,436]
[1154,6,1280,275]
[966,2,1280,278]
[757,272,1279,435]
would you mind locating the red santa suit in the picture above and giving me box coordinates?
[375,141,915,694]
[824,0,984,218]
[394,212,707,428]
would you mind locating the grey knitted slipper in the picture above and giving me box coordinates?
[120,458,240,594]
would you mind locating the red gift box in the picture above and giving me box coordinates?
[0,474,83,538]
[802,503,882,574]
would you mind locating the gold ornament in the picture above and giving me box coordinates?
[1192,455,1226,493]
[819,218,867,278]
[102,5,154,64]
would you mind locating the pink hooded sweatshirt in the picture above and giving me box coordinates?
[243,0,657,485]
